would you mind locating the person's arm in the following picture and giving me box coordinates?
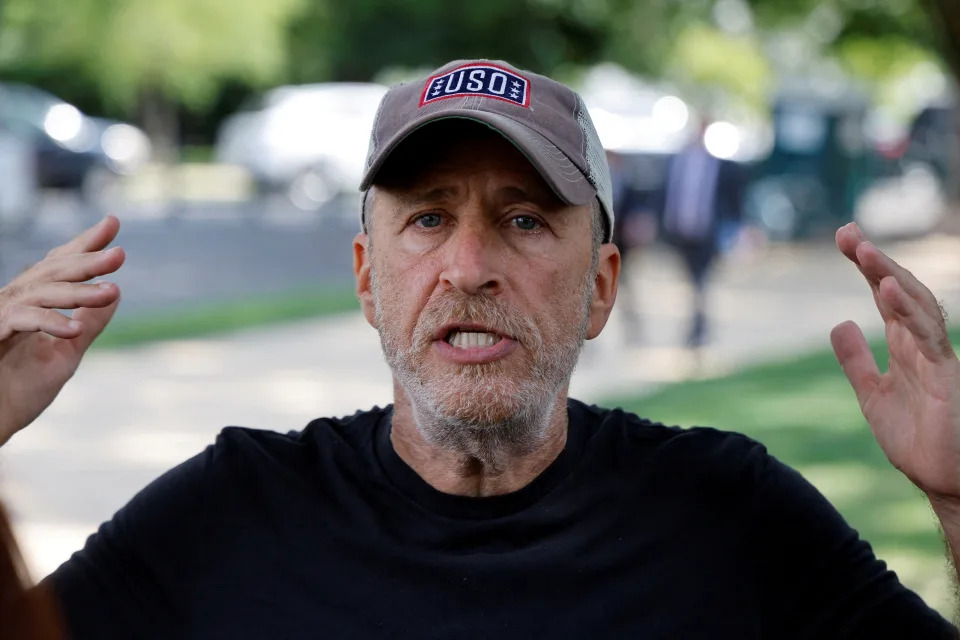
[0,216,123,446]
[931,496,960,591]
[832,222,960,616]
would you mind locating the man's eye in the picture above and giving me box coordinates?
[415,213,443,228]
[512,215,540,231]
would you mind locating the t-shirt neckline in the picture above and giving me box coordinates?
[373,400,588,520]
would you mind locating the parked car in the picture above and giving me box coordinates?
[0,83,151,205]
[214,82,388,210]
[850,102,957,239]
[904,103,959,185]
[0,122,38,234]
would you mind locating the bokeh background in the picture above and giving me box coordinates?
[1,0,960,618]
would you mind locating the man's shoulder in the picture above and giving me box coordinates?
[570,399,768,477]
[572,398,761,446]
[209,405,392,467]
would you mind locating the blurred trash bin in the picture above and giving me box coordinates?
[747,86,872,240]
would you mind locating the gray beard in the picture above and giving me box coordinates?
[405,391,560,470]
[372,265,595,468]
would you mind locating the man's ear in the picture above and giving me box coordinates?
[353,232,377,327]
[586,243,620,340]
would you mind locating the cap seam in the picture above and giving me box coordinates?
[573,96,586,176]
[525,134,583,183]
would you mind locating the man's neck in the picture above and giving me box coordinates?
[389,384,569,498]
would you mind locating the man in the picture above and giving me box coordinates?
[1,59,958,638]
[661,119,744,348]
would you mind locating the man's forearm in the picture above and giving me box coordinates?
[930,495,960,621]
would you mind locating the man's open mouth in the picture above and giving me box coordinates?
[436,323,513,350]
[445,330,501,349]
[431,323,518,363]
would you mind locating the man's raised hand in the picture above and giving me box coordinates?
[831,222,960,505]
[0,216,124,446]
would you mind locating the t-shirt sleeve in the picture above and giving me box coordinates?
[746,443,958,639]
[42,442,218,639]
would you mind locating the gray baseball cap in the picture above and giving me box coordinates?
[359,59,614,242]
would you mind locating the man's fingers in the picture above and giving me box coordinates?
[831,320,880,410]
[836,224,883,304]
[878,276,954,362]
[870,283,895,323]
[835,223,865,266]
[70,298,120,352]
[837,223,945,328]
[46,216,120,258]
[0,292,120,348]
[28,246,125,285]
[16,281,120,310]
[856,240,942,316]
[0,305,81,341]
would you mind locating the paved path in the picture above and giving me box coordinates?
[2,233,959,579]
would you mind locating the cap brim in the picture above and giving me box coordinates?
[360,111,597,207]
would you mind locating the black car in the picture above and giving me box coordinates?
[0,83,150,201]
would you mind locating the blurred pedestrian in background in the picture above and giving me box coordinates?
[662,119,744,349]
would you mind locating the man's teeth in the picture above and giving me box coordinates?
[447,331,498,349]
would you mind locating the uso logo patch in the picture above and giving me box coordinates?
[420,63,530,108]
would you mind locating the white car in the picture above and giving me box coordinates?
[215,82,388,210]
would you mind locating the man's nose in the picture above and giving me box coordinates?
[440,221,503,295]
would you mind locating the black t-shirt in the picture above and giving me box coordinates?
[47,400,956,639]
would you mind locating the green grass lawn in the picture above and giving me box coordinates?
[604,327,960,618]
[92,287,359,349]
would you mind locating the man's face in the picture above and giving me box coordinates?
[354,125,617,436]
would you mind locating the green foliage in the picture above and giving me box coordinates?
[2,0,955,143]
[836,36,938,85]
[668,23,772,111]
[285,0,610,83]
[744,0,940,79]
[0,0,304,111]
[284,0,944,118]
[747,0,931,43]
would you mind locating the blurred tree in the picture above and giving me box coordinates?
[285,0,609,82]
[282,0,943,115]
[4,0,959,156]
[0,0,304,158]
[742,0,960,202]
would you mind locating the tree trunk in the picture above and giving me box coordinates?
[137,85,184,211]
[924,0,960,75]
[138,85,180,164]
[923,0,960,226]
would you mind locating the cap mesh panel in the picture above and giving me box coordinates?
[576,95,614,241]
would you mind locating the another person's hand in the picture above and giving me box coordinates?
[831,223,960,510]
[0,216,124,446]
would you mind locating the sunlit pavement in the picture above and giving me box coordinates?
[2,226,959,582]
